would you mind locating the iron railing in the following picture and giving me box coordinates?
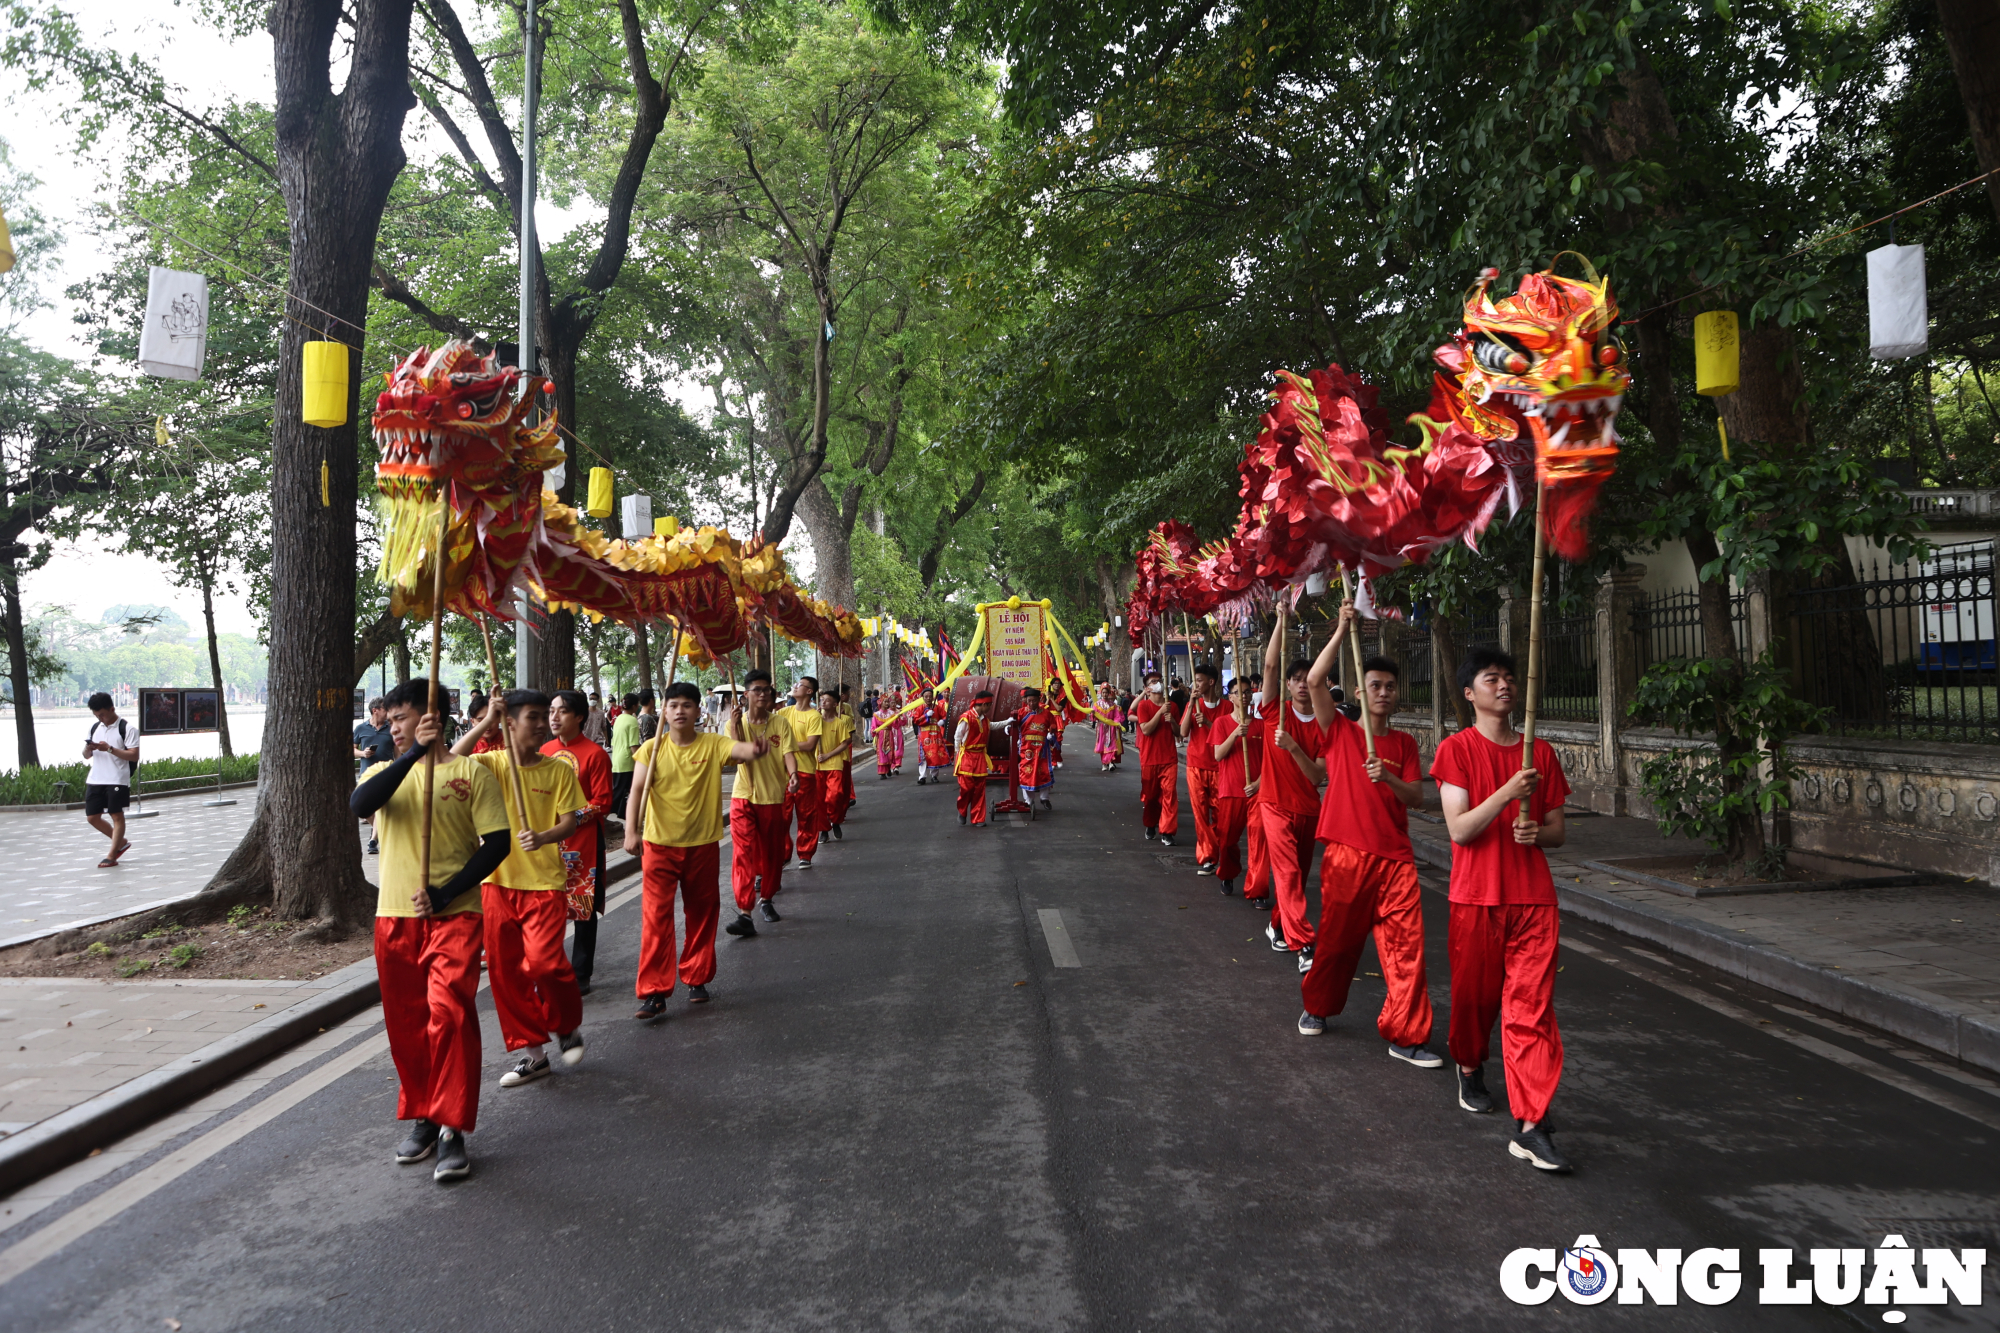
[1400,627,1433,711]
[1537,608,1600,723]
[1631,587,1750,670]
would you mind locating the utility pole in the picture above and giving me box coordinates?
[513,0,541,691]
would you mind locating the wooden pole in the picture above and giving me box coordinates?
[1518,477,1551,821]
[1273,598,1288,740]
[663,616,681,688]
[419,499,450,895]
[1340,569,1377,762]
[477,615,531,832]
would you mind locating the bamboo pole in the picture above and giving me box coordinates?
[1273,598,1289,741]
[419,500,451,895]
[1340,569,1377,762]
[477,615,532,834]
[663,616,681,688]
[1517,477,1551,823]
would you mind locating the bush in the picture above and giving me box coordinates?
[0,753,259,806]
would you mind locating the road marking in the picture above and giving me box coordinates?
[1038,909,1081,968]
[1562,936,2000,1133]
[0,1027,391,1287]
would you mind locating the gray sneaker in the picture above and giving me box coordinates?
[1297,1011,1326,1036]
[433,1128,470,1182]
[1388,1042,1444,1068]
[1456,1065,1496,1114]
[1509,1123,1574,1173]
[395,1119,439,1164]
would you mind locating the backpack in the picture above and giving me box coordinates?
[88,718,138,784]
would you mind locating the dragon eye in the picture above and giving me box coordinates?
[1598,343,1621,367]
[1505,351,1529,374]
[457,401,475,419]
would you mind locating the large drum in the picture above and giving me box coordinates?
[947,674,1024,777]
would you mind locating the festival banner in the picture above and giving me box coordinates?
[983,601,1047,688]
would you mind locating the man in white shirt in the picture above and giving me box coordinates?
[82,691,140,868]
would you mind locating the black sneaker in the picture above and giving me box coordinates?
[1159,835,1176,847]
[759,898,781,923]
[366,838,379,855]
[558,1030,585,1066]
[799,858,814,869]
[687,984,711,1004]
[830,825,843,841]
[433,1128,470,1182]
[1388,1042,1443,1069]
[1195,863,1214,877]
[1040,797,1052,810]
[725,912,757,938]
[395,1119,439,1164]
[1457,1065,1496,1114]
[634,995,667,1022]
[499,1053,551,1087]
[960,813,968,825]
[1509,1123,1573,1173]
[1218,878,1236,897]
[1296,944,1315,975]
[1143,827,1156,841]
[577,980,593,996]
[1247,894,1271,911]
[1266,922,1288,952]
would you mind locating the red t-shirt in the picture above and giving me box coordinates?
[541,733,614,874]
[1429,729,1570,906]
[1133,696,1178,768]
[1258,699,1326,817]
[1314,712,1421,862]
[1212,704,1253,798]
[1185,696,1229,771]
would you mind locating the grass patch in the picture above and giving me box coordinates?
[84,941,114,958]
[166,942,204,969]
[0,753,259,806]
[115,957,154,978]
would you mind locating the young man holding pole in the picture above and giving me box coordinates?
[454,691,588,1088]
[1131,670,1179,845]
[1179,662,1228,873]
[1208,675,1258,897]
[1432,646,1573,1173]
[784,677,824,867]
[625,681,769,1020]
[1297,602,1439,1066]
[542,689,614,996]
[1261,609,1329,972]
[352,678,511,1182]
[816,689,854,840]
[725,670,791,936]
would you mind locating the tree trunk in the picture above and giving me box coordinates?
[0,559,37,769]
[392,630,410,684]
[798,476,854,681]
[1682,527,1763,866]
[200,574,235,760]
[1936,0,2000,226]
[582,620,603,699]
[632,621,652,702]
[214,0,416,934]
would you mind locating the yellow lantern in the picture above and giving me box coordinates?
[586,467,615,518]
[301,341,349,427]
[1693,310,1739,397]
[654,515,679,537]
[0,208,13,274]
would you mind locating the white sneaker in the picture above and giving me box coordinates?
[499,1053,551,1087]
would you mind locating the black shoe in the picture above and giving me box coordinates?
[558,1029,585,1066]
[687,984,711,1004]
[499,1053,551,1087]
[1040,797,1051,810]
[960,813,968,825]
[1159,835,1175,847]
[759,898,781,923]
[1457,1065,1496,1114]
[725,912,757,937]
[395,1119,439,1164]
[1143,827,1156,841]
[1219,879,1237,898]
[1247,895,1272,911]
[830,825,843,841]
[577,979,593,996]
[366,838,379,855]
[1266,922,1289,952]
[1509,1123,1573,1173]
[432,1128,470,1182]
[634,995,668,1022]
[1296,944,1315,974]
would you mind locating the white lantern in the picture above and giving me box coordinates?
[137,266,208,381]
[620,492,652,538]
[1867,243,1928,359]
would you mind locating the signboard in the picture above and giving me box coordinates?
[983,602,1046,688]
[182,689,220,732]
[140,688,182,735]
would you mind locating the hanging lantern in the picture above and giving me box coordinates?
[301,341,349,427]
[620,492,652,537]
[1867,244,1928,359]
[654,515,680,537]
[1692,310,1739,397]
[586,467,615,518]
[137,266,209,381]
[0,208,13,274]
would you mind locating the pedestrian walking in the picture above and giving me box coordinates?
[353,697,394,854]
[82,691,140,868]
[610,692,642,816]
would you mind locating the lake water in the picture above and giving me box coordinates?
[0,706,268,773]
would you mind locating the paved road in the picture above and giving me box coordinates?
[1,730,1995,1330]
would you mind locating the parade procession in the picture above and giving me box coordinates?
[0,0,1996,1326]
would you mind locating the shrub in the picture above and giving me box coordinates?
[0,753,260,806]
[84,941,114,958]
[166,943,204,969]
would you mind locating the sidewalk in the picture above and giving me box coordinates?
[1409,808,2000,1076]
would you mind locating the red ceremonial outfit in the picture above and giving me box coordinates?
[787,769,825,859]
[638,841,722,994]
[1132,695,1180,835]
[1430,729,1571,1123]
[1210,704,1254,885]
[542,734,614,919]
[1017,706,1057,791]
[1183,695,1229,865]
[1258,698,1327,949]
[485,884,585,1052]
[1300,713,1433,1046]
[955,711,993,825]
[919,702,953,769]
[820,767,849,829]
[375,914,484,1132]
[730,800,788,912]
[1243,721,1269,898]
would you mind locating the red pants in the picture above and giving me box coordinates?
[1261,804,1318,948]
[1140,762,1180,835]
[729,800,786,911]
[483,883,583,1052]
[843,765,856,805]
[637,840,721,997]
[375,913,483,1132]
[790,777,824,858]
[1187,766,1219,863]
[1302,842,1433,1046]
[1246,799,1270,898]
[1213,795,1249,884]
[1447,902,1564,1124]
[957,772,988,824]
[820,768,849,829]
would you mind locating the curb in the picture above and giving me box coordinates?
[0,956,383,1197]
[1410,833,2000,1077]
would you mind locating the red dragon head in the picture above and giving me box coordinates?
[373,341,563,503]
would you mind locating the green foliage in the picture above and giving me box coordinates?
[165,942,203,969]
[84,940,112,957]
[1628,653,1824,857]
[114,958,153,978]
[27,606,268,699]
[0,752,258,805]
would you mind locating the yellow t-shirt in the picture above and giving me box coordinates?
[369,755,509,917]
[787,706,823,775]
[729,714,789,806]
[635,731,733,847]
[471,750,587,892]
[816,714,854,770]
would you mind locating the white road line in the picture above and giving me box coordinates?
[0,1027,391,1287]
[1562,935,2000,1133]
[1038,909,1082,968]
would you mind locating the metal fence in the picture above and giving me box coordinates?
[1400,626,1433,711]
[1538,608,1600,723]
[1631,587,1750,670]
[1789,541,1999,743]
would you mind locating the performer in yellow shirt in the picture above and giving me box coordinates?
[815,689,855,842]
[624,681,768,1020]
[454,690,586,1088]
[351,678,510,1182]
[725,670,791,937]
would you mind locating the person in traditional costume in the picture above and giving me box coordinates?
[1092,682,1125,772]
[916,689,951,784]
[874,691,905,778]
[1015,686,1059,811]
[954,691,995,825]
[542,690,614,996]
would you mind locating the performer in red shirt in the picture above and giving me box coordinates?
[1242,673,1271,909]
[1432,645,1572,1174]
[1297,604,1438,1067]
[916,690,952,785]
[1208,674,1258,896]
[1260,613,1328,972]
[954,691,996,826]
[1179,662,1229,874]
[543,690,615,996]
[1132,671,1180,845]
[1016,687,1059,810]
